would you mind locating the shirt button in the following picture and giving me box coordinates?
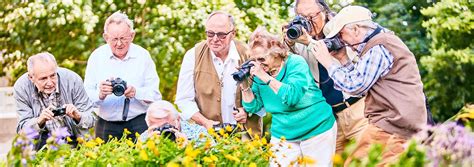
[217,98,221,102]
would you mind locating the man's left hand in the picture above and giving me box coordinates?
[233,108,247,124]
[124,85,136,98]
[310,40,334,68]
[64,104,81,122]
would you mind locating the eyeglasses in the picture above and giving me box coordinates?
[108,35,133,44]
[301,10,323,22]
[205,30,234,40]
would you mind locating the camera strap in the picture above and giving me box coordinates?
[345,26,383,47]
[122,98,130,121]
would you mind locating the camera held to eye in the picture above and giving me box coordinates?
[323,37,345,52]
[52,107,66,117]
[232,60,255,82]
[286,15,313,40]
[153,123,177,142]
[107,78,127,96]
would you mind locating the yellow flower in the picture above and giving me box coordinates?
[225,125,233,132]
[124,128,131,135]
[152,148,159,156]
[77,137,85,144]
[146,140,156,150]
[207,127,216,135]
[249,163,257,167]
[210,154,218,161]
[203,157,213,163]
[95,137,104,145]
[85,151,97,159]
[458,112,474,119]
[166,162,180,167]
[333,154,343,165]
[298,156,316,165]
[218,128,225,136]
[261,138,267,145]
[126,140,135,147]
[85,141,97,148]
[224,154,240,162]
[139,149,149,161]
[108,135,113,139]
[280,136,286,142]
[66,137,72,142]
[237,123,243,129]
[184,145,201,158]
[119,158,126,162]
[135,132,141,138]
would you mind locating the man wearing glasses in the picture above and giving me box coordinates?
[284,0,368,154]
[84,11,162,141]
[175,11,263,139]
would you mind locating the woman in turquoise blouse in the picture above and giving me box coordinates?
[241,27,336,166]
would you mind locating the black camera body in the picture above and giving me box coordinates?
[232,60,254,82]
[323,37,345,52]
[286,15,313,40]
[153,123,177,141]
[52,107,66,117]
[108,78,127,96]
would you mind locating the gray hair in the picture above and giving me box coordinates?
[206,11,235,29]
[27,52,57,75]
[345,20,377,31]
[145,100,180,123]
[104,11,135,33]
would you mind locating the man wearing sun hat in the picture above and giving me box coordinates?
[310,5,427,165]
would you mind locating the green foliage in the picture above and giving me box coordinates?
[0,0,289,101]
[420,0,474,121]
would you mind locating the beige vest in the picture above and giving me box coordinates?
[193,40,262,137]
[360,31,427,139]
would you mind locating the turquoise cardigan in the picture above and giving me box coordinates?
[243,54,335,141]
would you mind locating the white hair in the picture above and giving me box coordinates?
[145,100,180,125]
[206,11,235,29]
[27,52,57,75]
[104,11,135,33]
[345,20,377,31]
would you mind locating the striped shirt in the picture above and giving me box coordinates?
[327,28,394,96]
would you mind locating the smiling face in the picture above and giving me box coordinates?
[205,13,235,56]
[251,46,282,74]
[29,61,58,95]
[103,22,135,59]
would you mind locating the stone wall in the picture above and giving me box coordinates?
[0,87,17,160]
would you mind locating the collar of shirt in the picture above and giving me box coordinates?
[209,41,241,64]
[105,44,138,61]
[356,25,389,54]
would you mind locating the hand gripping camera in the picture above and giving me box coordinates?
[153,123,177,141]
[231,60,254,82]
[107,78,127,96]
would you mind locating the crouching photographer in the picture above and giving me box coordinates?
[14,52,96,150]
[140,100,209,144]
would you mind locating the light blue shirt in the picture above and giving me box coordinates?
[84,43,162,121]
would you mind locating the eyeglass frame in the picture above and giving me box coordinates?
[106,33,134,44]
[300,10,323,22]
[205,29,235,40]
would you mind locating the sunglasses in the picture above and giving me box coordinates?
[205,30,234,40]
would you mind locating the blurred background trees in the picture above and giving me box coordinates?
[1,0,472,121]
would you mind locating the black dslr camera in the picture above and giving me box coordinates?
[107,78,127,96]
[323,37,345,52]
[286,15,313,40]
[153,123,177,141]
[231,60,254,82]
[52,107,66,117]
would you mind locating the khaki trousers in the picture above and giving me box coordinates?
[335,97,368,154]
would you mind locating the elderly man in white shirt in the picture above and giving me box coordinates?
[175,11,264,138]
[84,11,162,141]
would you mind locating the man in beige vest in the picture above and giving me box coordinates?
[175,11,263,138]
[310,6,427,166]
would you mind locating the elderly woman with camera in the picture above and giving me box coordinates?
[241,27,336,166]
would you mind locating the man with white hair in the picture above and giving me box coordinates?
[84,11,162,141]
[140,100,208,143]
[14,52,96,150]
[310,6,427,165]
[175,11,264,139]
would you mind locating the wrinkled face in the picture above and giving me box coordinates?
[146,110,177,129]
[296,1,326,37]
[205,14,235,55]
[338,25,365,51]
[29,62,58,94]
[251,47,282,74]
[103,22,135,59]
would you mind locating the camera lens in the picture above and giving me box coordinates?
[112,84,126,96]
[161,130,176,141]
[287,26,302,40]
